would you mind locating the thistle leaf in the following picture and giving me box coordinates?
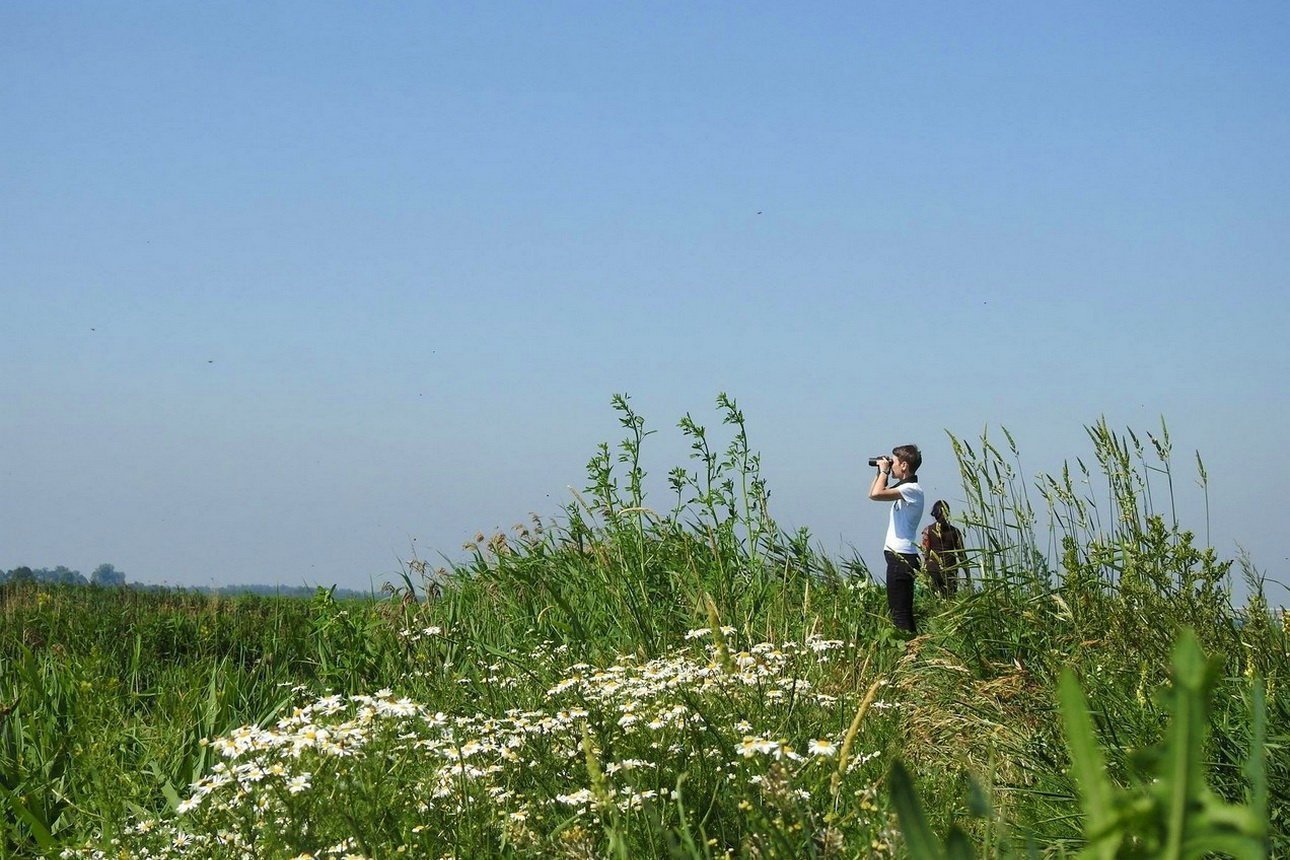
[1057,669,1122,860]
[889,760,945,860]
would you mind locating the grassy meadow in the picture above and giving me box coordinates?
[2,396,1286,859]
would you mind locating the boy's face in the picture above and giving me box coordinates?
[891,456,912,479]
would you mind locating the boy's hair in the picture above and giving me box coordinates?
[892,444,922,473]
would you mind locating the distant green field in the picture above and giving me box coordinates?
[3,399,1285,858]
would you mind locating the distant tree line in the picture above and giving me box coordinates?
[1,563,371,600]
[2,562,125,587]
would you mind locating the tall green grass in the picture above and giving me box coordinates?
[1,396,1284,858]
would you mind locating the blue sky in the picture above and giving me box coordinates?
[3,3,1287,602]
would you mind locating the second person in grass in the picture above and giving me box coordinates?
[869,445,925,634]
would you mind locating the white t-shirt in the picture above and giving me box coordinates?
[884,481,925,555]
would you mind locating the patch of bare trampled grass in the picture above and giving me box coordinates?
[888,643,1055,791]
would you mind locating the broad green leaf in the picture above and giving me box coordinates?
[1057,669,1121,860]
[1246,680,1267,822]
[889,760,944,860]
[945,826,978,860]
[0,780,55,849]
[1158,629,1218,858]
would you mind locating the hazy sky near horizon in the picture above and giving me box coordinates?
[3,3,1287,603]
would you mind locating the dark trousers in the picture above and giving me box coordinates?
[927,563,954,596]
[885,550,921,634]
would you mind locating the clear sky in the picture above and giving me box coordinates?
[3,3,1287,603]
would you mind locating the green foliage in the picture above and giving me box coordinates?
[891,627,1271,859]
[0,397,1286,858]
[1059,629,1267,859]
[889,761,978,860]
